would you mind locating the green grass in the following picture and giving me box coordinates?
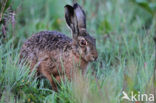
[0,0,156,103]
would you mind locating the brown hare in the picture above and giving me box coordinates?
[20,2,98,91]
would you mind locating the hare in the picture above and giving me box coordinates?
[20,2,98,90]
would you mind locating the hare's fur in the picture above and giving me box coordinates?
[20,3,98,90]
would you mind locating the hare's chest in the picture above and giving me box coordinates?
[63,53,88,75]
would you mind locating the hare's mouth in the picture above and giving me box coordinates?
[84,56,96,62]
[90,57,96,62]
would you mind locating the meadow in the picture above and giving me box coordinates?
[0,0,156,103]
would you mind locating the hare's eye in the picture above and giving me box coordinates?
[80,39,87,46]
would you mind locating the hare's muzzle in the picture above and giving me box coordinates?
[93,53,98,61]
[91,51,98,61]
[93,55,98,61]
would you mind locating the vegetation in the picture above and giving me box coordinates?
[0,0,156,103]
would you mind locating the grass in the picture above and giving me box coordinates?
[0,0,156,103]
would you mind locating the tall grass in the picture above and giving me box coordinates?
[0,0,156,103]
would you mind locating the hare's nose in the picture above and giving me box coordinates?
[94,55,98,61]
[93,52,98,61]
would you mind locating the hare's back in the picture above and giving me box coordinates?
[20,31,72,61]
[23,31,72,51]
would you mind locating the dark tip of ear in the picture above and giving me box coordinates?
[64,5,75,20]
[64,5,74,14]
[73,3,79,9]
[64,5,72,9]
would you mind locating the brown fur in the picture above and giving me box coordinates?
[20,3,98,91]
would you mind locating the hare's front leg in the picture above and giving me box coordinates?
[41,70,57,91]
[39,61,58,91]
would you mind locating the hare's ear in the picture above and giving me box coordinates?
[64,5,79,38]
[73,3,86,30]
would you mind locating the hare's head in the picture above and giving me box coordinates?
[65,2,98,62]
